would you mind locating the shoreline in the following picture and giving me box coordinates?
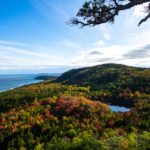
[0,80,43,93]
[0,73,60,93]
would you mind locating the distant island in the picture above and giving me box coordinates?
[34,73,61,80]
[34,75,57,81]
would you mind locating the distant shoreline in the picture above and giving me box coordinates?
[0,74,61,93]
[0,80,43,93]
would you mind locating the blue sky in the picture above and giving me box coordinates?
[0,0,150,74]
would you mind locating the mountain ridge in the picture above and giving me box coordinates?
[55,63,150,92]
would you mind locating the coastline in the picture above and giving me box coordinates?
[0,73,60,93]
[0,79,43,93]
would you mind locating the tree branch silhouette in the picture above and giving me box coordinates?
[70,0,150,27]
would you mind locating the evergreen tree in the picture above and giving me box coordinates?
[70,0,150,27]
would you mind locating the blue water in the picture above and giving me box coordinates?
[0,73,61,92]
[109,105,129,112]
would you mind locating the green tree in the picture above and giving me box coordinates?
[137,131,150,150]
[107,136,130,150]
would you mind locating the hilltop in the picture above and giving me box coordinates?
[55,63,150,92]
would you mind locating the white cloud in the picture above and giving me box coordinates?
[0,64,69,71]
[0,40,27,47]
[32,0,70,22]
[27,15,150,69]
[0,45,60,60]
[97,25,111,40]
[62,40,82,49]
[49,3,70,20]
[104,33,111,40]
[0,40,70,71]
[72,42,150,67]
[93,40,105,47]
[133,3,149,17]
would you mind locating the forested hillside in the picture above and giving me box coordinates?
[55,64,150,107]
[0,64,150,149]
[56,64,150,93]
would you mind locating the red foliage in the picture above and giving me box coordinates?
[96,124,102,131]
[107,120,115,128]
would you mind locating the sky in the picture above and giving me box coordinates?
[0,0,150,74]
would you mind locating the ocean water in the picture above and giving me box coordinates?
[0,74,59,92]
[0,74,42,92]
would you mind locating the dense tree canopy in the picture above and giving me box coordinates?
[70,0,150,27]
[0,64,150,149]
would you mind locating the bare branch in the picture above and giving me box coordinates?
[138,13,150,26]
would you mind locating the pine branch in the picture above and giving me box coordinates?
[70,0,150,27]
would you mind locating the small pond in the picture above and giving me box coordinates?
[109,105,130,112]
